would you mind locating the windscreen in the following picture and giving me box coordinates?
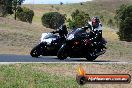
[71,28,88,38]
[44,34,58,39]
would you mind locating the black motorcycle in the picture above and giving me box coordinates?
[57,28,107,61]
[30,32,65,57]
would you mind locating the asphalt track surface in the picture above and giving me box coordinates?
[0,54,131,64]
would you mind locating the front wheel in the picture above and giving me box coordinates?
[30,44,41,57]
[57,45,68,60]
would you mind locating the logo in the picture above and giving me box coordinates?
[76,65,131,85]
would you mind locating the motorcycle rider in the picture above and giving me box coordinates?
[52,24,68,39]
[84,17,104,52]
[87,16,102,42]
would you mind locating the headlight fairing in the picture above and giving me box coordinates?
[67,34,74,40]
[41,38,55,45]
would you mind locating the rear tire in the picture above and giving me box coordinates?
[86,53,97,61]
[57,47,68,60]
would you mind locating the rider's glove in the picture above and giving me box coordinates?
[51,31,55,34]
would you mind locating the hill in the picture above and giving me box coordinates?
[23,0,132,26]
[0,17,52,55]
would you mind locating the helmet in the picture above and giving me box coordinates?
[92,16,100,28]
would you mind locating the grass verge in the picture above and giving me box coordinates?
[0,64,82,88]
[0,63,132,88]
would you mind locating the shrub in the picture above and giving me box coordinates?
[16,6,34,23]
[68,9,90,28]
[41,12,66,29]
[60,2,63,5]
[67,18,76,29]
[115,4,132,41]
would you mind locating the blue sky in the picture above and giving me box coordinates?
[23,0,92,4]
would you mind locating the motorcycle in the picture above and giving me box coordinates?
[57,28,107,61]
[30,32,65,57]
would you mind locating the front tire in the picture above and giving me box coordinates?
[30,44,41,57]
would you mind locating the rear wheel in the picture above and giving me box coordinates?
[57,46,68,60]
[85,52,97,61]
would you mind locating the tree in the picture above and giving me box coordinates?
[0,0,25,18]
[71,9,80,20]
[41,12,66,29]
[0,0,13,17]
[60,2,63,5]
[12,0,25,20]
[16,7,34,23]
[115,4,132,41]
[67,18,76,29]
[80,3,83,5]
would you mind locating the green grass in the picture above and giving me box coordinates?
[0,64,84,88]
[0,63,132,88]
